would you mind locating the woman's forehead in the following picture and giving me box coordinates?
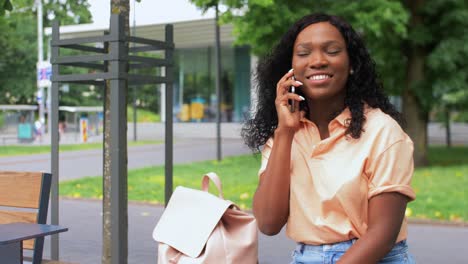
[295,22,345,46]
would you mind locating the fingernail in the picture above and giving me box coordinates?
[299,96,305,101]
[288,68,294,72]
[295,81,303,85]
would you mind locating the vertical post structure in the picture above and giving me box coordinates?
[49,14,174,262]
[215,5,222,161]
[50,20,60,260]
[132,0,137,141]
[164,24,174,205]
[36,0,45,137]
[109,15,128,264]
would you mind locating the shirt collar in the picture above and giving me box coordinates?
[300,107,352,127]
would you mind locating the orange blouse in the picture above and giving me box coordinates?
[259,107,416,245]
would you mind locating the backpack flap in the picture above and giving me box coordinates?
[153,186,233,258]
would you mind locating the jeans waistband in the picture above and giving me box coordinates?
[295,239,407,253]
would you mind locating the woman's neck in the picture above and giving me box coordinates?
[306,99,345,130]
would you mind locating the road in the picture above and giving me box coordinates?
[0,138,251,181]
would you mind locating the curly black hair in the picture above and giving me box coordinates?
[242,13,402,151]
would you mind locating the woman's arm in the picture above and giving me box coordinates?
[337,192,409,264]
[253,128,295,235]
[253,69,304,236]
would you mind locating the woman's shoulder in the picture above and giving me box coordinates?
[363,107,410,143]
[365,107,402,131]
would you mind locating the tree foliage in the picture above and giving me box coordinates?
[423,0,468,111]
[190,0,468,165]
[192,0,468,107]
[194,0,411,94]
[0,0,91,105]
[0,0,12,15]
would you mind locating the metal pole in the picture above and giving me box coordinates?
[215,5,222,161]
[50,19,60,261]
[36,0,45,138]
[47,39,52,137]
[109,14,128,264]
[164,24,174,205]
[132,0,137,141]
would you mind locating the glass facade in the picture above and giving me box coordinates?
[173,45,251,122]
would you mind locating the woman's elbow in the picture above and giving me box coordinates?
[255,215,287,236]
[257,222,283,236]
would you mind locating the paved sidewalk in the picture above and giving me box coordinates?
[41,199,468,264]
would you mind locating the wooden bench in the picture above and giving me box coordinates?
[0,171,75,264]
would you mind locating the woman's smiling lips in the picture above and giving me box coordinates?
[305,72,333,85]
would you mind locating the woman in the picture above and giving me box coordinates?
[242,13,416,263]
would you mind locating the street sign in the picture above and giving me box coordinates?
[37,61,52,88]
[36,89,42,103]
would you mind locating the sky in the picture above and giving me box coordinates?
[87,0,216,27]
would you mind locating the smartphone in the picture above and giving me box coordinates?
[289,75,297,113]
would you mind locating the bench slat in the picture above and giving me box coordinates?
[0,171,43,208]
[0,210,38,249]
[0,210,37,223]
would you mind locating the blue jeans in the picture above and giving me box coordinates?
[291,239,416,264]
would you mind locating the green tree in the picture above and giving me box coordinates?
[191,0,468,166]
[0,0,92,105]
[0,0,13,15]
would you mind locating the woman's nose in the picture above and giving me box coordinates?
[309,52,328,68]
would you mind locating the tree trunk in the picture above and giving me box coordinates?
[403,0,429,167]
[445,108,451,148]
[402,87,428,166]
[102,83,111,264]
[102,1,130,264]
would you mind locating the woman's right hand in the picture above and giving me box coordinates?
[275,69,305,131]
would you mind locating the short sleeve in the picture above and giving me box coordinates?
[367,137,416,201]
[258,137,274,177]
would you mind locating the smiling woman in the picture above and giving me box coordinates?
[292,22,350,106]
[242,13,416,264]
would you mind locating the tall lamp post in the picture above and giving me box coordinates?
[215,3,222,161]
[36,0,44,132]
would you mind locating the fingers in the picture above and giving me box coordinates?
[279,68,294,84]
[277,73,303,96]
[276,93,305,107]
[287,93,306,102]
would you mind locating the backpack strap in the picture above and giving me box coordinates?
[201,172,224,199]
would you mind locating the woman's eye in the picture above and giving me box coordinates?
[296,52,309,56]
[326,50,340,55]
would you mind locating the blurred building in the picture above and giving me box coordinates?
[46,12,255,123]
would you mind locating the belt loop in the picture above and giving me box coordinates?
[296,243,304,254]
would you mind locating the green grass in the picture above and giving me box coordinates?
[0,140,162,157]
[127,107,160,122]
[406,146,468,222]
[408,164,467,222]
[60,146,468,222]
[61,154,261,209]
[427,146,468,166]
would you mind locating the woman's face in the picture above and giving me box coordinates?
[292,22,350,102]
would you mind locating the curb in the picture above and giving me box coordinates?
[407,217,467,227]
